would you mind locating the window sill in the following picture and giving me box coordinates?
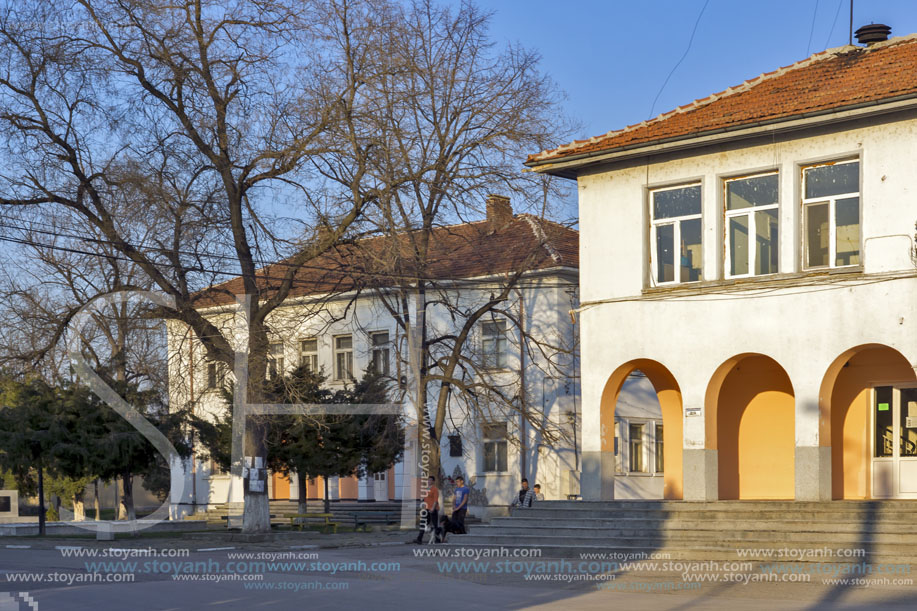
[642,266,865,297]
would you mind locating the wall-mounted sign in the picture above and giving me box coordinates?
[878,402,890,411]
[906,417,917,429]
[686,407,702,417]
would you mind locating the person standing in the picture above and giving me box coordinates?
[511,478,535,508]
[414,475,439,544]
[451,475,470,534]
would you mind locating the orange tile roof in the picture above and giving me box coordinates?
[193,216,578,308]
[527,35,917,169]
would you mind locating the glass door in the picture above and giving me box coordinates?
[872,386,917,498]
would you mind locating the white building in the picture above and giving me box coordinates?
[527,31,917,502]
[168,196,584,517]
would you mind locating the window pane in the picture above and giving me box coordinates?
[726,174,778,210]
[805,203,829,268]
[372,332,388,346]
[805,162,859,199]
[335,336,352,350]
[679,218,702,282]
[655,224,674,283]
[835,197,860,266]
[301,339,317,353]
[728,215,749,276]
[653,185,701,219]
[655,424,664,473]
[497,442,507,472]
[755,208,779,275]
[484,443,495,472]
[629,423,644,472]
[900,389,917,458]
[875,386,893,458]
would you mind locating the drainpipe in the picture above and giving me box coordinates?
[517,288,526,480]
[189,330,197,513]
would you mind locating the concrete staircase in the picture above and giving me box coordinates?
[184,500,418,527]
[450,500,917,564]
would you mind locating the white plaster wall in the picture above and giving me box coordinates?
[168,270,581,512]
[578,113,917,466]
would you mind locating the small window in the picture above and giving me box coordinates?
[334,335,354,381]
[482,422,508,472]
[655,423,664,473]
[370,332,390,375]
[206,361,226,390]
[802,160,860,269]
[481,319,508,369]
[299,338,318,373]
[629,423,645,472]
[448,434,462,457]
[725,173,779,277]
[267,343,284,380]
[650,184,702,285]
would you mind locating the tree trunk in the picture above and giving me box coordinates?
[297,472,308,515]
[37,462,45,536]
[93,479,101,521]
[241,320,271,534]
[72,491,86,522]
[323,477,330,514]
[119,472,136,521]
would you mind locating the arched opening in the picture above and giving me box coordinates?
[600,360,683,499]
[707,354,794,499]
[820,344,917,499]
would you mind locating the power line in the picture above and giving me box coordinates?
[648,0,710,119]
[824,0,845,49]
[806,0,821,56]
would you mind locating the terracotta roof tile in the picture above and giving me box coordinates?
[193,216,578,308]
[528,35,917,167]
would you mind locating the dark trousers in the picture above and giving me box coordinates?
[416,508,438,542]
[450,507,467,534]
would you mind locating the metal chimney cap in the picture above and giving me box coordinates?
[855,24,891,45]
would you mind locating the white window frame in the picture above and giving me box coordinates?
[299,338,319,373]
[724,172,779,279]
[334,334,354,381]
[617,417,664,477]
[206,360,225,390]
[267,342,284,380]
[370,331,390,376]
[481,319,508,370]
[801,159,861,270]
[649,183,703,286]
[482,422,508,473]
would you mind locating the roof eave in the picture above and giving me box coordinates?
[527,94,917,178]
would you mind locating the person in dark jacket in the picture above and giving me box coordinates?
[511,478,535,508]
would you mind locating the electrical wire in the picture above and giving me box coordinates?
[648,0,710,120]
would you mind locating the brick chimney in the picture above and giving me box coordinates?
[486,194,512,231]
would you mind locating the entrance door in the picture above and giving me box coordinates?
[373,472,388,501]
[872,386,917,498]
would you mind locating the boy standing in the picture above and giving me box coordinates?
[414,476,439,544]
[451,476,469,534]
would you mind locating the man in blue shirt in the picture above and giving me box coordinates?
[450,476,469,535]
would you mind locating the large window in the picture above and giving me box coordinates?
[482,422,508,473]
[481,319,508,369]
[299,338,318,373]
[267,343,284,380]
[725,173,779,277]
[650,184,702,285]
[334,335,354,381]
[803,160,860,269]
[370,331,390,375]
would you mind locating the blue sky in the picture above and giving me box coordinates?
[483,0,917,143]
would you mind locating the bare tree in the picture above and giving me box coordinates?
[0,0,389,533]
[315,0,576,483]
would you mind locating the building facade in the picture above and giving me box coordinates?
[528,34,917,502]
[168,197,582,518]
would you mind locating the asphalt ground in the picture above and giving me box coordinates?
[1,530,915,610]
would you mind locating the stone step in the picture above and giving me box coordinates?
[528,500,917,509]
[488,517,916,532]
[510,508,917,521]
[470,524,917,543]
